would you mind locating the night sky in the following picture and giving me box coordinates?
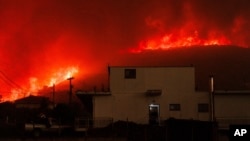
[0,0,249,101]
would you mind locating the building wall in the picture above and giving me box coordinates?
[214,92,250,129]
[93,67,210,124]
[16,103,41,109]
[93,96,114,118]
[110,67,196,93]
[214,94,250,118]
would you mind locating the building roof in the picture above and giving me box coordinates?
[76,90,111,96]
[214,90,250,95]
[15,95,50,104]
[109,65,194,68]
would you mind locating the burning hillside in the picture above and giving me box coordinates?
[0,0,249,102]
[129,1,249,53]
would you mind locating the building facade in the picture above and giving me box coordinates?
[213,90,250,129]
[77,66,210,125]
[15,95,52,109]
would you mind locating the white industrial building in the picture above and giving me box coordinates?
[76,66,210,125]
[76,66,250,130]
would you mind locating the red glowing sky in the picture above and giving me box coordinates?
[0,0,249,101]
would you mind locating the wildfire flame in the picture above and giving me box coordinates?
[48,67,79,87]
[129,2,249,53]
[2,66,79,102]
[0,0,249,102]
[129,30,232,53]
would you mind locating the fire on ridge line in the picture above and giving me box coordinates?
[2,66,79,102]
[129,30,247,53]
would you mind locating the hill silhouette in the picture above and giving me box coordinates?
[113,45,250,91]
[37,45,250,102]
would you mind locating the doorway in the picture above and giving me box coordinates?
[149,104,160,125]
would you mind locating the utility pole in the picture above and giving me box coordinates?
[52,84,55,105]
[209,75,215,122]
[67,77,74,105]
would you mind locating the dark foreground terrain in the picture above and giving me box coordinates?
[1,119,226,141]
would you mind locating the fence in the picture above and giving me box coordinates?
[74,117,113,131]
[76,119,216,141]
[216,117,250,129]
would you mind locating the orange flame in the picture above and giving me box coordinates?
[48,66,79,86]
[130,30,232,53]
[5,66,79,102]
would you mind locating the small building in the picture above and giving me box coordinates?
[15,95,53,109]
[76,66,210,125]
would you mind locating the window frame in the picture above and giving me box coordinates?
[169,104,181,111]
[124,69,136,79]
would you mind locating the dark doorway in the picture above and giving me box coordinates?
[149,104,160,125]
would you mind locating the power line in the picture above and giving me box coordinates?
[0,70,24,90]
[0,75,17,88]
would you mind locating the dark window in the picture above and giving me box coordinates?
[124,69,136,79]
[169,104,181,111]
[198,103,209,112]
